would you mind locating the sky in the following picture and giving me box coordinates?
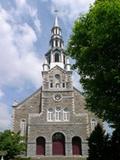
[0,0,97,131]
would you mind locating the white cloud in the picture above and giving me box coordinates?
[0,89,4,99]
[0,3,43,131]
[0,6,43,88]
[51,0,95,21]
[15,0,27,7]
[72,71,83,92]
[15,0,41,33]
[0,103,11,131]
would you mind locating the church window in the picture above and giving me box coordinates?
[48,55,51,64]
[54,94,62,101]
[55,108,61,121]
[56,83,60,88]
[66,82,70,88]
[60,42,61,47]
[47,108,54,121]
[54,29,56,34]
[91,118,97,131]
[63,83,65,88]
[20,119,26,136]
[56,28,59,34]
[52,41,54,48]
[55,74,60,80]
[50,83,53,88]
[55,53,59,62]
[63,55,65,64]
[63,108,69,121]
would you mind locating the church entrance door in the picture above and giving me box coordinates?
[72,136,82,155]
[52,132,65,155]
[36,137,45,155]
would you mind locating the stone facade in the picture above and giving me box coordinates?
[12,15,98,158]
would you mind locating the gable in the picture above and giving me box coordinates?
[13,87,42,110]
[73,87,87,114]
[48,65,67,74]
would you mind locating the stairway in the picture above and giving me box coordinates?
[31,156,87,160]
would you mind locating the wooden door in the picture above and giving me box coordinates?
[52,133,65,155]
[72,137,82,155]
[36,137,45,155]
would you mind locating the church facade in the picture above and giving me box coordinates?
[12,16,97,158]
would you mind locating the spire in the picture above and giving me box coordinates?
[44,12,70,70]
[49,10,64,49]
[54,10,59,27]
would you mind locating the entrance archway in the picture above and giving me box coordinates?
[52,132,65,155]
[36,137,45,155]
[72,136,82,155]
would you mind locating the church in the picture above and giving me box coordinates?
[12,15,98,158]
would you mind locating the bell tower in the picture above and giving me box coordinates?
[43,14,71,71]
[42,14,72,91]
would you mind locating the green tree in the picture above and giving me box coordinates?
[67,0,120,127]
[0,130,25,160]
[111,127,120,160]
[87,123,110,160]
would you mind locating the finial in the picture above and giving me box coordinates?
[44,58,48,64]
[54,9,59,27]
[12,100,18,107]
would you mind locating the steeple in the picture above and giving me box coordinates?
[54,14,59,27]
[43,13,71,71]
[49,13,64,49]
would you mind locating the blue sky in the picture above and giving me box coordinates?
[0,0,96,131]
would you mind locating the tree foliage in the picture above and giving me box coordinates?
[87,123,110,160]
[111,127,120,160]
[0,130,25,160]
[67,0,120,126]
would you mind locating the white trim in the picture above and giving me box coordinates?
[20,119,26,136]
[63,109,70,121]
[55,108,61,121]
[91,118,97,131]
[47,109,54,121]
[12,107,15,131]
[46,107,70,122]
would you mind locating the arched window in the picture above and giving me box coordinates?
[50,80,53,88]
[55,107,61,121]
[62,82,65,88]
[63,108,69,121]
[63,55,65,64]
[52,132,65,155]
[56,83,60,88]
[55,74,61,88]
[36,137,45,155]
[47,108,54,121]
[91,119,97,131]
[72,136,82,155]
[55,74,60,80]
[55,53,59,62]
[20,119,26,136]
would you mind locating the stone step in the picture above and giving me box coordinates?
[31,156,87,160]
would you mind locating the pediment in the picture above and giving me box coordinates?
[48,65,67,74]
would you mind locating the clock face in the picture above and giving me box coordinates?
[54,94,62,101]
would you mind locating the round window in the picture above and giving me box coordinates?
[53,94,62,101]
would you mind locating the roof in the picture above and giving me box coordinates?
[12,87,42,108]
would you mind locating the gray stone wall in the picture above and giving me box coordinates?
[13,88,42,132]
[27,122,88,156]
[13,66,99,157]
